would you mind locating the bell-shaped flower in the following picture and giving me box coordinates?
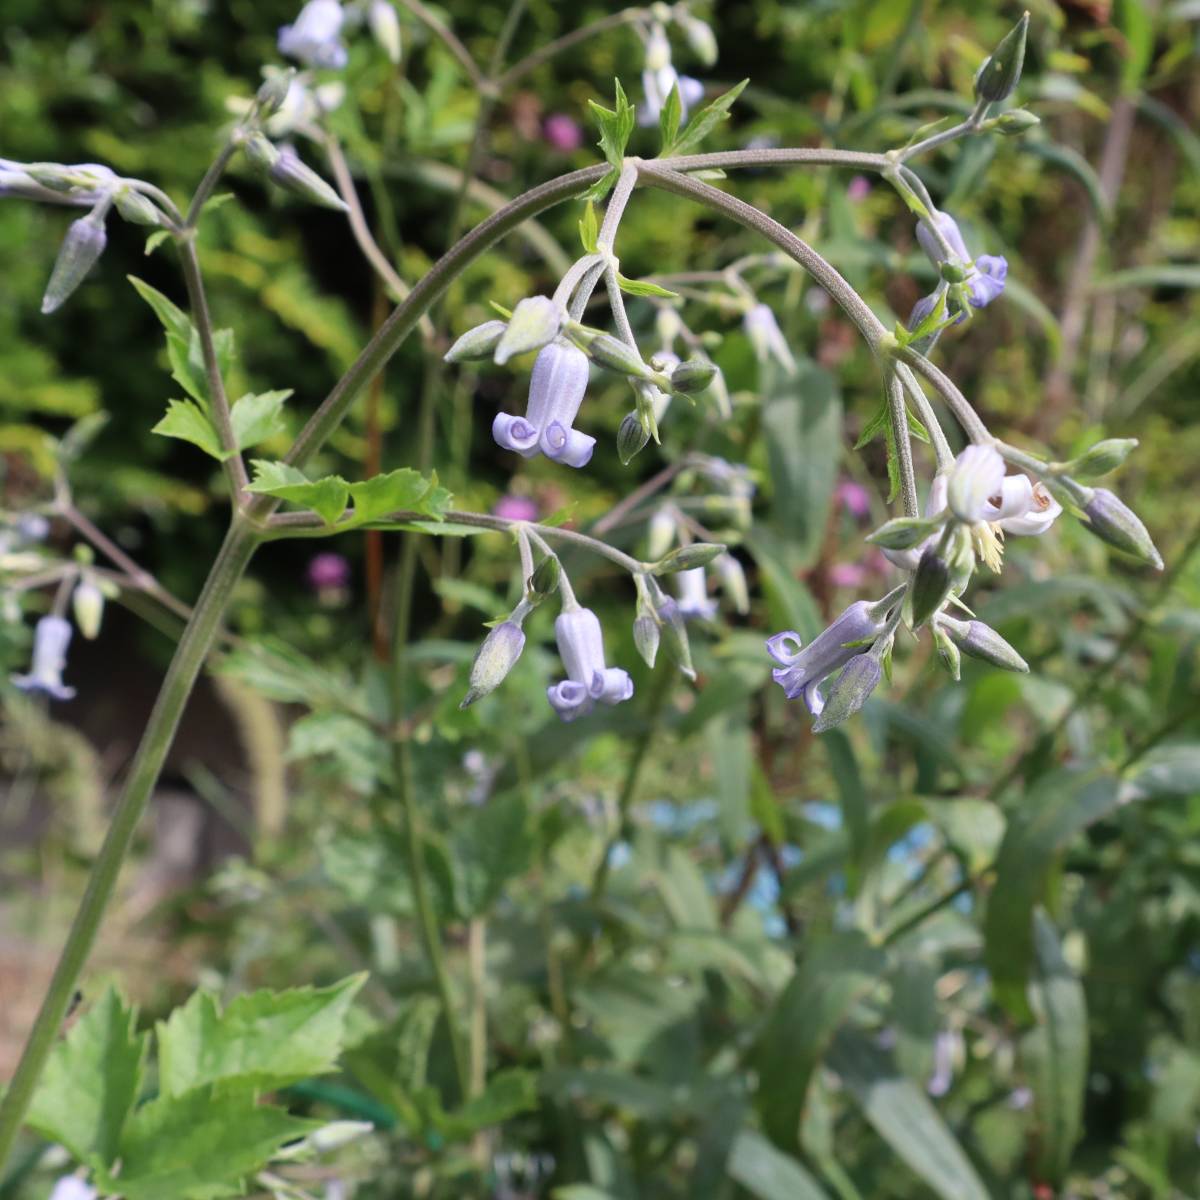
[917,210,1008,311]
[766,599,888,717]
[12,615,76,701]
[744,303,796,375]
[946,444,1006,524]
[278,0,348,69]
[493,341,595,469]
[638,26,704,125]
[981,476,1062,536]
[547,606,634,722]
[676,567,717,620]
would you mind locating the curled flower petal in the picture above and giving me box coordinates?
[999,481,1062,536]
[947,444,1006,524]
[492,413,541,456]
[765,630,803,666]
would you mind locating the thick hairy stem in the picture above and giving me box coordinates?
[886,370,919,517]
[177,237,248,497]
[637,162,888,348]
[896,364,955,468]
[0,518,260,1169]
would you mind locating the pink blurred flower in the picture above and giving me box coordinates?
[847,175,871,202]
[493,494,539,522]
[543,114,583,153]
[829,562,868,589]
[307,552,351,592]
[835,479,872,520]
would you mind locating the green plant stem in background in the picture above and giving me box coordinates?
[590,664,673,903]
[0,516,259,1168]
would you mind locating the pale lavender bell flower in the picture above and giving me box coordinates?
[916,209,1008,310]
[675,567,717,620]
[493,341,595,469]
[766,599,889,718]
[547,606,633,722]
[12,615,76,701]
[744,303,796,374]
[638,25,704,126]
[279,0,348,68]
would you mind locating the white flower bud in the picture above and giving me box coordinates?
[72,578,105,640]
[368,0,402,63]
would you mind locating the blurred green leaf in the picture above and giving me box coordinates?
[727,1128,831,1200]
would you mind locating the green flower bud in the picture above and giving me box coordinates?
[444,320,507,364]
[651,542,726,575]
[656,595,695,680]
[242,132,282,174]
[633,611,660,668]
[1064,438,1138,480]
[255,71,294,119]
[617,411,650,465]
[986,108,1040,136]
[525,555,561,603]
[589,332,652,378]
[113,187,164,227]
[670,359,718,394]
[677,13,718,66]
[269,146,348,212]
[1081,487,1163,570]
[867,516,940,551]
[42,212,108,314]
[932,621,961,681]
[941,616,1029,673]
[72,578,105,640]
[975,12,1029,103]
[493,296,563,365]
[910,547,953,628]
[812,652,883,734]
[460,620,526,708]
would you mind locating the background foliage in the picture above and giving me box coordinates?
[2,1,1200,1197]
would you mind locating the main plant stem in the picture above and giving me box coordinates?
[0,517,259,1167]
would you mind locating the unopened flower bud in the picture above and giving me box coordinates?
[986,109,1040,136]
[526,555,560,603]
[633,610,660,668]
[941,616,1029,673]
[939,261,970,285]
[243,132,282,174]
[113,188,164,227]
[461,620,527,708]
[72,578,105,640]
[617,411,650,466]
[588,333,652,378]
[256,71,294,118]
[670,359,717,394]
[812,652,883,733]
[1064,438,1138,480]
[677,13,718,66]
[716,553,750,615]
[647,507,677,560]
[269,145,348,211]
[656,595,695,680]
[368,0,403,64]
[975,12,1029,103]
[867,516,940,551]
[25,163,79,192]
[1080,487,1163,570]
[42,212,108,314]
[444,320,507,363]
[910,547,953,628]
[493,296,564,364]
[652,542,726,574]
[932,621,961,681]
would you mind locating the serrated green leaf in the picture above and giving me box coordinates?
[659,81,682,152]
[231,389,291,451]
[985,768,1120,1020]
[667,79,748,157]
[589,78,636,170]
[156,975,365,1097]
[247,460,349,525]
[27,986,147,1168]
[343,467,451,527]
[615,273,681,299]
[578,200,599,254]
[152,399,225,460]
[435,1068,538,1140]
[582,165,621,203]
[1022,911,1088,1184]
[727,1129,831,1200]
[129,275,192,344]
[96,1087,318,1200]
[755,930,886,1146]
[828,1033,989,1200]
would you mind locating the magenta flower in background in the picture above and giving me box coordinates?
[543,113,583,153]
[847,175,871,202]
[307,552,351,592]
[835,479,872,520]
[829,562,868,589]
[493,494,539,523]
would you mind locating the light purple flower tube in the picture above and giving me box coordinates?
[279,0,348,68]
[916,209,1008,310]
[493,342,595,468]
[676,567,716,620]
[765,600,886,717]
[547,607,633,722]
[12,615,76,701]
